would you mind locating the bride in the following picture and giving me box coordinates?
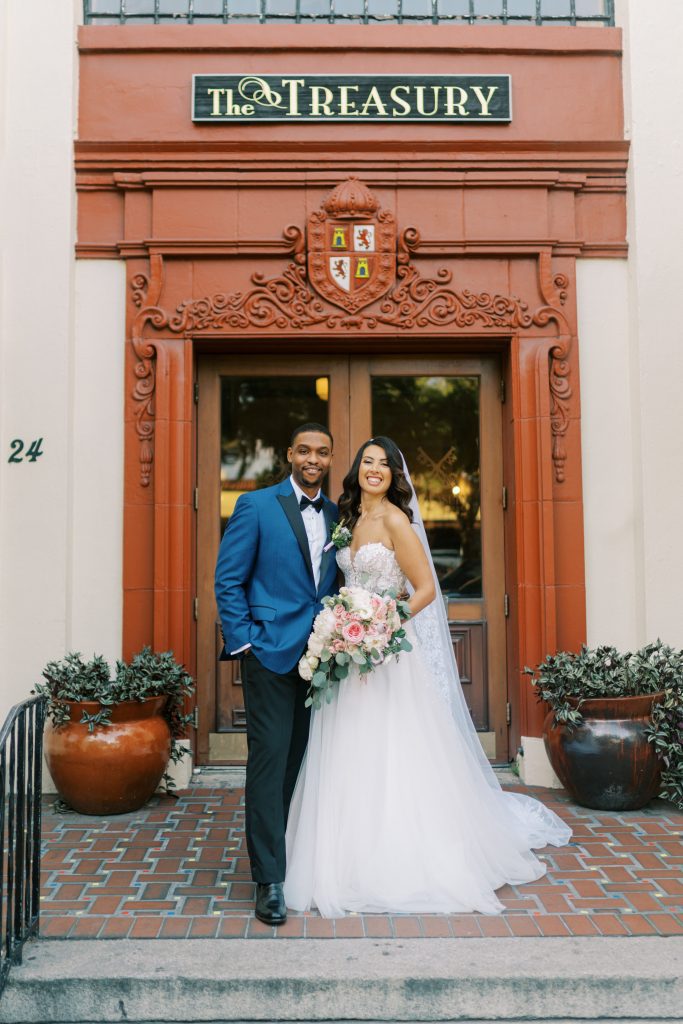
[284,436,571,917]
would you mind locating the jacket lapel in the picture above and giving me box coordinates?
[277,484,314,582]
[317,499,336,596]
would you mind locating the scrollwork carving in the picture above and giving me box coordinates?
[554,273,569,305]
[131,273,149,309]
[130,257,164,487]
[129,235,574,486]
[535,251,573,483]
[362,229,535,331]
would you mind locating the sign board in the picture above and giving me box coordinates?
[192,74,511,123]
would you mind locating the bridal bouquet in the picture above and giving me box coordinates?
[299,587,412,709]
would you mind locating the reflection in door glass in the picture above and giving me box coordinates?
[220,377,329,533]
[372,376,482,599]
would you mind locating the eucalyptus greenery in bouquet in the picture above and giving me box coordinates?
[524,640,683,808]
[34,646,195,784]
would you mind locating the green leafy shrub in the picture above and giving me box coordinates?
[524,640,683,809]
[34,647,195,787]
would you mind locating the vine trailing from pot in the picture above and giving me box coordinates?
[35,647,195,798]
[525,640,683,809]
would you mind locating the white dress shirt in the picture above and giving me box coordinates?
[229,476,326,656]
[289,475,326,590]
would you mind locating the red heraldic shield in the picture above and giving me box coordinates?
[308,178,397,314]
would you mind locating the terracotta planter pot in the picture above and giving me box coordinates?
[543,692,665,811]
[44,696,171,815]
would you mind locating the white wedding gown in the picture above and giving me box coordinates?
[284,542,571,917]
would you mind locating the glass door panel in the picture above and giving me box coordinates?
[197,356,349,766]
[220,375,331,534]
[358,356,506,760]
[371,375,482,601]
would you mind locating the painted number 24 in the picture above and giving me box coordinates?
[8,438,44,463]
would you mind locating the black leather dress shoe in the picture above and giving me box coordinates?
[255,883,287,926]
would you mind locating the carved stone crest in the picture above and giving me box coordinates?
[307,177,396,313]
[131,227,573,488]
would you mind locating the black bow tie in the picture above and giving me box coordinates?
[299,495,324,513]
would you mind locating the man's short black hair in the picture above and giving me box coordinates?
[289,422,334,449]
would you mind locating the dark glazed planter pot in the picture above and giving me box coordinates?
[543,692,665,811]
[44,696,171,815]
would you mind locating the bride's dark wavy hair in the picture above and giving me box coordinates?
[338,436,414,529]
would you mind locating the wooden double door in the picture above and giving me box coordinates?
[197,354,507,764]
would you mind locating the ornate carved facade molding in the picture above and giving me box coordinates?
[130,228,573,487]
[130,264,162,488]
[537,250,572,484]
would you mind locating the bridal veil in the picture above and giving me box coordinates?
[401,451,571,849]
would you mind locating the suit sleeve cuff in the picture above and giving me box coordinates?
[230,643,251,655]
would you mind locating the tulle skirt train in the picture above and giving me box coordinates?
[284,628,571,917]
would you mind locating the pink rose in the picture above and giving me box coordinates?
[333,604,346,619]
[342,620,366,645]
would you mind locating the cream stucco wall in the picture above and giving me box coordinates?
[578,0,683,653]
[0,1,125,728]
[70,261,126,661]
[577,259,643,649]
[614,0,683,647]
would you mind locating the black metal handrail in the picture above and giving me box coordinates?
[0,696,45,998]
[83,0,615,27]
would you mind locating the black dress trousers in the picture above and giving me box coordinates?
[241,649,311,883]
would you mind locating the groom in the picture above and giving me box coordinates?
[214,423,338,925]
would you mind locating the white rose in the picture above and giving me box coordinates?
[346,587,373,618]
[307,634,324,657]
[298,657,313,681]
[313,608,336,637]
[306,654,320,670]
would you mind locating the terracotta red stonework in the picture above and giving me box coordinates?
[75,24,628,752]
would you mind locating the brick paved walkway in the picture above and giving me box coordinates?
[39,782,683,940]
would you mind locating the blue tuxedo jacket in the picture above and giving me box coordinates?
[214,478,339,675]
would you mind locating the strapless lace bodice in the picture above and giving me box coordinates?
[337,542,406,594]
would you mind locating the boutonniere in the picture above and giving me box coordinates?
[324,522,352,553]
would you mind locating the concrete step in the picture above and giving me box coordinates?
[2,936,682,1024]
